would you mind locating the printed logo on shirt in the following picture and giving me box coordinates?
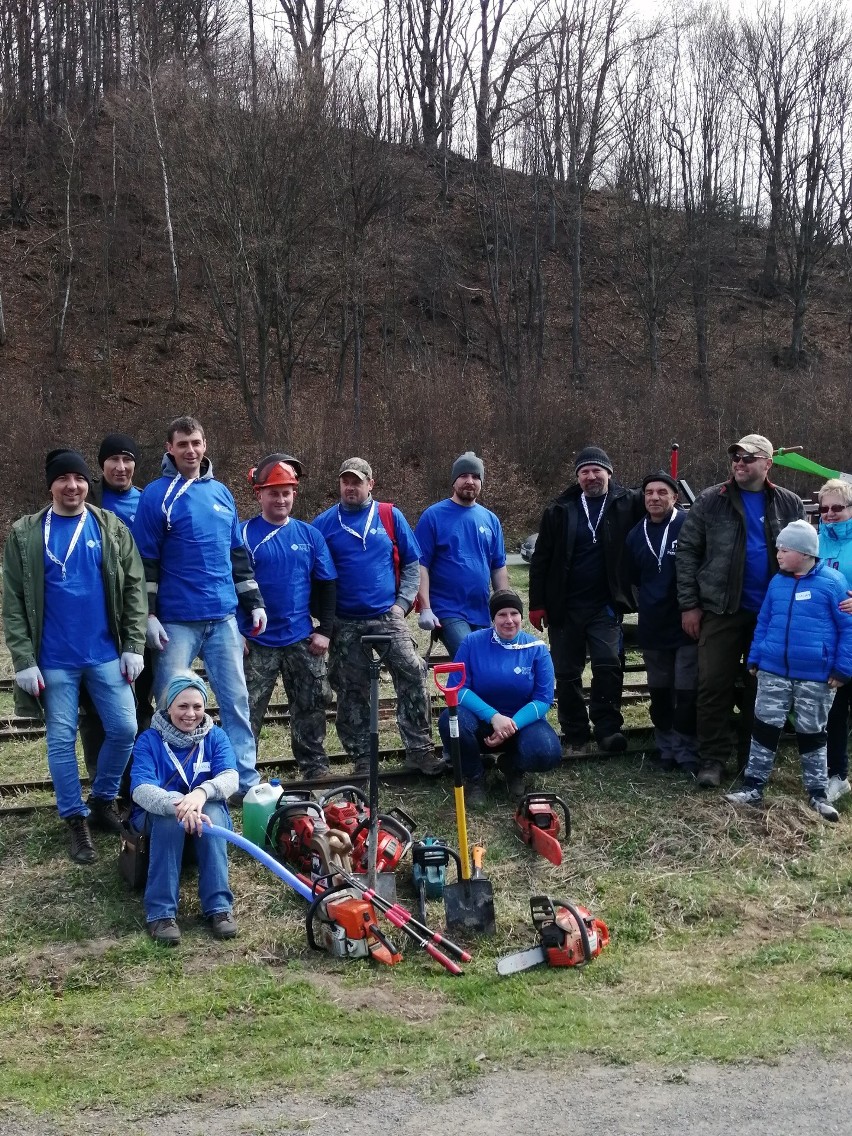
[290,543,311,552]
[668,539,677,556]
[795,591,812,601]
[513,665,532,676]
[479,526,492,536]
[86,539,100,549]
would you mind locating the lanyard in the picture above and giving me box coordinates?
[161,474,194,530]
[243,517,289,563]
[643,516,673,573]
[163,738,206,788]
[581,492,608,544]
[491,631,540,652]
[337,501,375,551]
[43,508,88,580]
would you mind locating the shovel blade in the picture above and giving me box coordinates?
[351,871,397,905]
[443,879,496,936]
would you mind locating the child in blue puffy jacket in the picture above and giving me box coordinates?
[725,520,852,821]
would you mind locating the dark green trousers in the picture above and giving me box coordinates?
[697,609,758,770]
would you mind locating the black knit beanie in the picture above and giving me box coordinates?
[574,446,613,475]
[45,449,92,489]
[98,433,139,467]
[451,451,485,483]
[489,589,524,620]
[642,470,679,494]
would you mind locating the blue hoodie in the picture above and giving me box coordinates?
[818,517,852,589]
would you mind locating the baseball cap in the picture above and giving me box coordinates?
[338,458,373,481]
[728,434,773,458]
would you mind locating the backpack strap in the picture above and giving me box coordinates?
[377,501,401,591]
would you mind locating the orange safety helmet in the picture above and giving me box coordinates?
[248,454,302,489]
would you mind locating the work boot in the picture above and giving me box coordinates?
[496,753,526,803]
[463,777,487,810]
[598,732,627,754]
[404,748,448,777]
[208,911,238,939]
[87,795,123,835]
[66,815,97,864]
[148,918,181,946]
[561,735,590,759]
[353,756,371,778]
[696,761,724,788]
[300,761,331,781]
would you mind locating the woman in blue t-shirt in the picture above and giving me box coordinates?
[437,589,560,807]
[130,672,239,946]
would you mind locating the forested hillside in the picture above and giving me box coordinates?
[1,0,851,536]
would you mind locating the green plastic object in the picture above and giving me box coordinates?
[241,782,283,849]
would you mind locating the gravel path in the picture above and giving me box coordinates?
[3,1056,845,1135]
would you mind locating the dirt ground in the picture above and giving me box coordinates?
[3,1057,847,1136]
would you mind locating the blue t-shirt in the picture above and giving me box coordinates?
[101,485,141,529]
[451,628,555,721]
[130,723,237,829]
[40,511,117,668]
[134,474,244,621]
[415,499,506,624]
[237,516,337,647]
[740,489,770,613]
[312,500,421,619]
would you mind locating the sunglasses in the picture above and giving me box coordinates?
[819,503,851,514]
[730,453,762,465]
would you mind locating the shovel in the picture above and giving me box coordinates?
[355,634,397,903]
[434,662,497,937]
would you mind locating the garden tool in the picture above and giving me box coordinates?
[411,834,457,923]
[514,793,571,866]
[496,896,610,975]
[358,634,397,901]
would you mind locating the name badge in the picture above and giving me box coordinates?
[795,591,812,601]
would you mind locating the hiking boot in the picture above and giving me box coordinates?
[696,761,723,788]
[724,787,763,807]
[463,777,487,810]
[353,756,371,778]
[66,815,97,864]
[208,911,238,939]
[826,776,851,804]
[561,738,590,758]
[87,795,123,835]
[404,749,449,777]
[810,796,840,822]
[598,732,627,754]
[300,762,331,781]
[148,917,181,946]
[496,753,526,802]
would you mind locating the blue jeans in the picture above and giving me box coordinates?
[42,658,136,817]
[155,617,258,793]
[438,705,562,781]
[143,801,234,922]
[438,619,487,660]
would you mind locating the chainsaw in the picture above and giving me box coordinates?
[496,896,610,975]
[514,793,570,866]
[410,835,460,923]
[319,786,415,875]
[267,798,326,875]
[306,878,402,966]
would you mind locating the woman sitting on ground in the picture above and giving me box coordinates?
[130,671,239,946]
[817,478,852,804]
[437,589,561,807]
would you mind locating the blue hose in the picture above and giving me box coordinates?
[203,822,313,902]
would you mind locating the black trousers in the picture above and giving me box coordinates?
[78,649,156,790]
[548,607,624,744]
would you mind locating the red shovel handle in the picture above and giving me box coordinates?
[433,662,466,707]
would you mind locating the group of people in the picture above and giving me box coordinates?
[4,422,851,945]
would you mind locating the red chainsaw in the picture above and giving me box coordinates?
[319,786,415,876]
[496,896,610,975]
[513,793,570,865]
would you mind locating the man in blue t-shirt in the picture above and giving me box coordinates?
[134,416,266,798]
[312,458,444,777]
[2,449,147,864]
[677,433,805,787]
[241,455,337,779]
[415,451,509,659]
[80,432,154,782]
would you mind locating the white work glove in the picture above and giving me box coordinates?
[250,608,268,637]
[15,666,45,698]
[120,652,145,683]
[146,616,170,650]
[418,608,441,631]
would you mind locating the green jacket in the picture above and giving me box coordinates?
[2,504,148,718]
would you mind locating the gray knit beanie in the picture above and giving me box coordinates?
[776,520,818,558]
[574,446,613,475]
[451,451,485,483]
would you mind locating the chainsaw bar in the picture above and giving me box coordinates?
[496,944,547,975]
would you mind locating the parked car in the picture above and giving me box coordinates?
[520,533,538,562]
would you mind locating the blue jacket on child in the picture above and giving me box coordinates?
[748,560,852,683]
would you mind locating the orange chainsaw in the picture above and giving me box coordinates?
[496,896,609,975]
[513,793,570,865]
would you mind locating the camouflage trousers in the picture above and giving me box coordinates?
[328,610,433,764]
[743,671,835,797]
[243,638,332,772]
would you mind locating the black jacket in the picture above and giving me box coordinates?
[529,482,645,621]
